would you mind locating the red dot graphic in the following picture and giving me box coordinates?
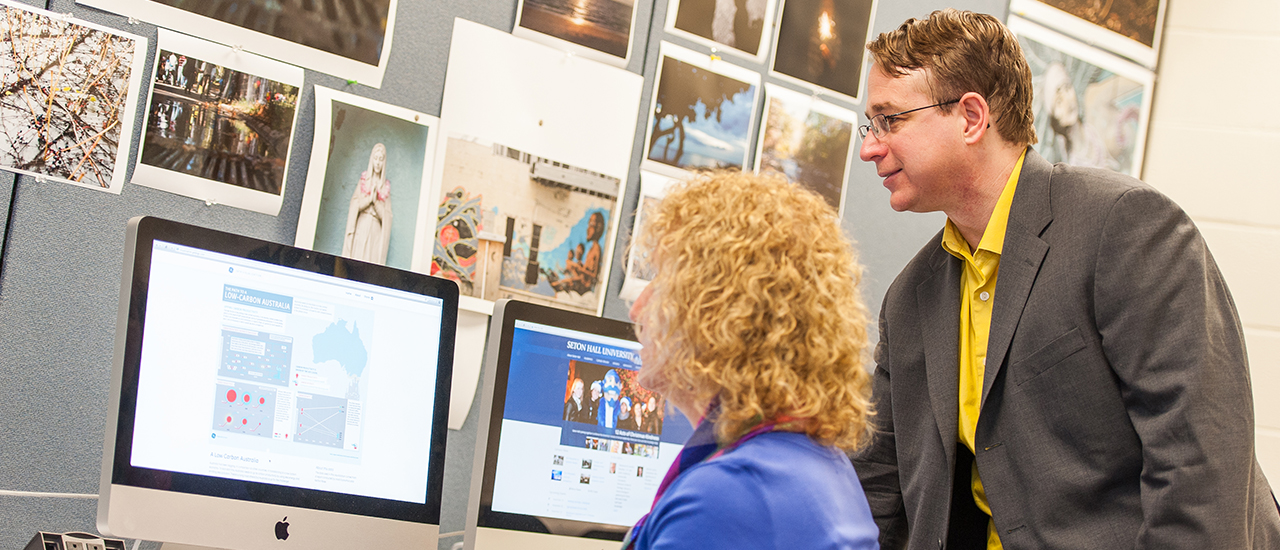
[260,397,266,404]
[226,416,232,423]
[244,394,251,402]
[242,419,248,425]
[227,390,237,402]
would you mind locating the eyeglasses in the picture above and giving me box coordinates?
[858,99,960,139]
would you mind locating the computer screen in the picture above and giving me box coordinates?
[98,216,457,549]
[465,299,692,550]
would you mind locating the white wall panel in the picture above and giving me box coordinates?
[1144,123,1280,227]
[1151,33,1280,131]
[1196,223,1280,330]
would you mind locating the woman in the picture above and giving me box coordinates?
[343,143,393,264]
[624,172,878,549]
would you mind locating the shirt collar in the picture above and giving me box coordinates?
[941,149,1027,259]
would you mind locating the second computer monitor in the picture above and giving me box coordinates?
[465,299,693,550]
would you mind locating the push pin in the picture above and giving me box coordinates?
[347,79,358,85]
[127,16,139,24]
[230,44,244,53]
[205,199,217,207]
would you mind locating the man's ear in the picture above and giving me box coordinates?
[958,92,990,145]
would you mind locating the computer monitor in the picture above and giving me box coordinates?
[98,216,457,549]
[465,299,693,550]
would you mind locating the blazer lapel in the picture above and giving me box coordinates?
[918,244,962,463]
[981,149,1054,406]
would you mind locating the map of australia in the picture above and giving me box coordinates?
[313,320,368,378]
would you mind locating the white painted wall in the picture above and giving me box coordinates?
[1143,0,1280,482]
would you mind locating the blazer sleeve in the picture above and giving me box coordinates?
[852,303,909,549]
[1093,185,1255,549]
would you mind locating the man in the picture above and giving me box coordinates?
[564,378,585,422]
[851,9,1279,550]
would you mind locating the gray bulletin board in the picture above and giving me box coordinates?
[0,0,1004,548]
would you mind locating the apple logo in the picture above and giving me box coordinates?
[274,517,290,541]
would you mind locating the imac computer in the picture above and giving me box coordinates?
[98,216,457,549]
[465,299,693,550]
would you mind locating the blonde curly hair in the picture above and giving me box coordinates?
[632,171,874,450]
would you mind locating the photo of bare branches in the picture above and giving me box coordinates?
[0,1,145,192]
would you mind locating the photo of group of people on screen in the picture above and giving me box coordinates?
[562,360,665,435]
[584,435,659,458]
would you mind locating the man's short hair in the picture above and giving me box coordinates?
[866,8,1037,146]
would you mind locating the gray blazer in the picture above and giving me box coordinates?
[853,149,1280,549]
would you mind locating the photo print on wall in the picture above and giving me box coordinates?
[617,170,681,302]
[771,0,878,103]
[78,0,397,87]
[435,19,642,315]
[644,42,760,174]
[1010,0,1166,67]
[755,83,856,216]
[666,0,778,60]
[295,86,439,271]
[432,135,620,315]
[132,29,303,215]
[1010,16,1153,178]
[513,0,639,66]
[0,0,147,193]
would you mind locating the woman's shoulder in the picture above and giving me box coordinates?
[645,433,877,549]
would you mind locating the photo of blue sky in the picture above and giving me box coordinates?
[647,56,756,171]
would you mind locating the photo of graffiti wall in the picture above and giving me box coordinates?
[433,135,619,314]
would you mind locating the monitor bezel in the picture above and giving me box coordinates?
[468,298,648,543]
[102,216,457,527]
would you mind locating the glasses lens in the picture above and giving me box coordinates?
[872,115,889,137]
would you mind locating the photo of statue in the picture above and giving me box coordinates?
[297,88,435,273]
[344,143,393,264]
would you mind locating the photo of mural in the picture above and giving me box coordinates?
[433,135,620,314]
[516,0,637,61]
[646,45,758,172]
[0,1,146,192]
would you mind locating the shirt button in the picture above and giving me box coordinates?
[979,291,990,301]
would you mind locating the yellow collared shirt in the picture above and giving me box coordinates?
[940,150,1025,550]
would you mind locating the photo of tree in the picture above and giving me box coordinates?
[517,0,636,60]
[0,1,145,192]
[646,46,758,172]
[757,85,854,214]
[771,0,876,102]
[669,0,772,58]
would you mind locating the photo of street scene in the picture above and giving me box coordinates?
[646,49,757,172]
[0,1,145,192]
[518,0,636,59]
[146,0,390,64]
[139,48,300,196]
[757,86,854,213]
